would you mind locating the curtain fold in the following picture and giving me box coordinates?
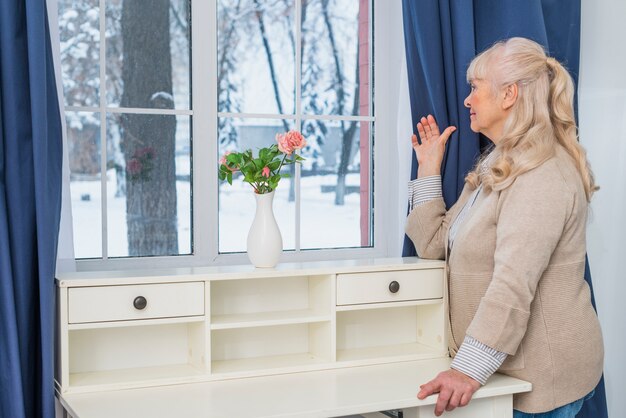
[400,0,482,257]
[0,1,63,417]
[400,1,607,417]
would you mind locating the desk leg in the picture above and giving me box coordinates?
[402,394,513,418]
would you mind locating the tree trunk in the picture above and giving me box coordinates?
[336,59,360,205]
[121,0,178,256]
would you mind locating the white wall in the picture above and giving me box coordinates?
[579,1,626,415]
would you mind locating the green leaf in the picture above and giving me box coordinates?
[242,162,255,173]
[281,173,291,179]
[226,153,241,164]
[227,171,233,184]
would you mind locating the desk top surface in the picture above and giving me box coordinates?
[56,257,446,287]
[59,358,531,418]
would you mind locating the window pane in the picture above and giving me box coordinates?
[217,0,295,115]
[59,0,100,107]
[300,119,372,249]
[107,113,191,257]
[67,112,102,258]
[106,0,191,110]
[301,0,370,117]
[218,118,296,253]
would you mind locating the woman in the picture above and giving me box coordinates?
[405,37,604,417]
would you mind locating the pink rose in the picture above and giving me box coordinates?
[262,166,271,178]
[276,130,307,155]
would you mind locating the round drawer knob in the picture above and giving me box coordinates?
[388,281,400,293]
[133,296,147,310]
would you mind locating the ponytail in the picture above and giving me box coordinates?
[546,57,598,201]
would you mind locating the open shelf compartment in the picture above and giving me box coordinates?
[210,275,333,329]
[336,303,446,364]
[67,321,206,390]
[211,321,332,376]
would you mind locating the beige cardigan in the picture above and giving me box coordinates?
[406,146,604,413]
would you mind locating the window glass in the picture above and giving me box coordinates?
[217,0,373,254]
[105,0,191,110]
[218,117,297,253]
[60,0,373,262]
[301,0,368,117]
[60,0,192,259]
[300,120,372,249]
[59,0,100,107]
[217,0,295,115]
[107,114,192,257]
[66,111,102,258]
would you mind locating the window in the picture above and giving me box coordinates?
[216,0,373,253]
[58,0,385,269]
[59,0,192,259]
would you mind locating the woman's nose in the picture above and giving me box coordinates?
[464,95,471,108]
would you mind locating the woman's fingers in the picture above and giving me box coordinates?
[418,369,479,416]
[417,115,456,144]
[434,387,452,416]
[416,122,427,143]
[446,390,463,412]
[411,134,419,148]
[427,114,440,137]
[440,126,457,145]
[417,378,439,400]
[459,391,472,407]
[421,116,432,139]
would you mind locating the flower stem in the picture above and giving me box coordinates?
[276,153,290,175]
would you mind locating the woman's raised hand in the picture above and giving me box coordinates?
[411,115,456,178]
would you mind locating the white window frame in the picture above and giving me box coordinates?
[67,0,400,272]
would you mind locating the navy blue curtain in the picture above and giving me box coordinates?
[0,1,63,417]
[401,1,608,417]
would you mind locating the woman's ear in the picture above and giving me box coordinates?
[502,83,518,110]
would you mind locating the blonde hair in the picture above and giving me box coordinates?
[465,37,597,201]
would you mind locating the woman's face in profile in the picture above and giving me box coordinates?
[464,78,509,143]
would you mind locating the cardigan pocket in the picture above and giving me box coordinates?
[499,342,525,371]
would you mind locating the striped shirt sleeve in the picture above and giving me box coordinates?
[450,336,507,385]
[408,175,442,211]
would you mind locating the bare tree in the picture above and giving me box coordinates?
[320,0,360,205]
[251,0,298,201]
[300,0,328,173]
[218,0,244,149]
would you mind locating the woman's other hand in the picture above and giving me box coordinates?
[411,114,456,178]
[417,369,480,416]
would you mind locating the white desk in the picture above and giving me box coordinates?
[56,258,531,417]
[58,358,530,418]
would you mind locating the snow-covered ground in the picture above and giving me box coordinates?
[71,169,363,259]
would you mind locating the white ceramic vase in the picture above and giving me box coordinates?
[247,190,283,268]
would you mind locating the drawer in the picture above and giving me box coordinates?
[336,269,442,305]
[68,282,205,324]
